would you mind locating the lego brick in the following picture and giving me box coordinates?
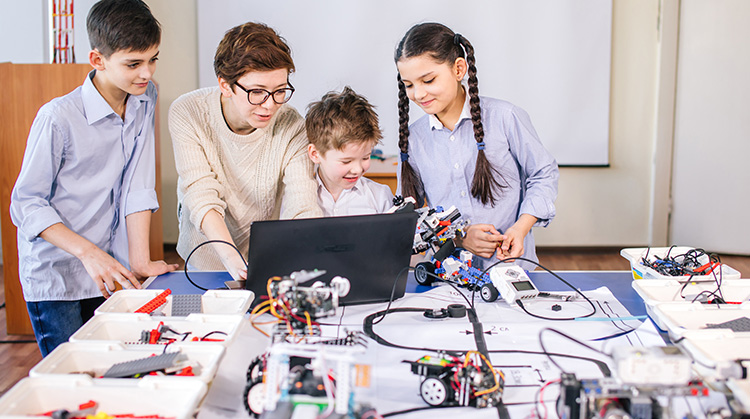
[170,294,203,317]
[102,352,185,378]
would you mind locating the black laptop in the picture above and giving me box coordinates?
[244,212,418,306]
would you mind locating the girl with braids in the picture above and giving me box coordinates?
[395,23,558,271]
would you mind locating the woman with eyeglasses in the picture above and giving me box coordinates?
[169,22,321,280]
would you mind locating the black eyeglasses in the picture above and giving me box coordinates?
[234,81,295,105]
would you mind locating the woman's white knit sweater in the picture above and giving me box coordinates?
[168,87,321,269]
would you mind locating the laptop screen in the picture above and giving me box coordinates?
[245,212,418,306]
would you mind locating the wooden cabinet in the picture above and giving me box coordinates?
[364,157,398,195]
[0,63,163,335]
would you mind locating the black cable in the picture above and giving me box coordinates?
[538,328,612,375]
[371,265,411,325]
[0,339,37,344]
[183,239,247,291]
[478,256,597,320]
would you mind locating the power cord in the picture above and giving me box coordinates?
[478,256,597,320]
[183,239,247,291]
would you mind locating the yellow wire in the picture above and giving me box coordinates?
[304,311,314,335]
[471,351,501,397]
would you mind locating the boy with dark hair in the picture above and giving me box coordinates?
[306,86,394,216]
[10,0,177,356]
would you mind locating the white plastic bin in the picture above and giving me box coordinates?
[95,289,253,316]
[0,375,206,419]
[69,313,244,347]
[651,301,750,340]
[30,341,225,384]
[620,246,741,280]
[678,329,750,379]
[632,279,750,330]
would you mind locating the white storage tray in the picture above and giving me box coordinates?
[650,301,750,340]
[727,379,750,413]
[678,329,750,378]
[69,313,244,347]
[620,246,741,280]
[30,341,225,384]
[0,375,206,419]
[632,279,750,330]
[95,289,253,316]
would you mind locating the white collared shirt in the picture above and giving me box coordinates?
[316,170,394,217]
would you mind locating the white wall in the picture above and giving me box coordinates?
[0,1,46,63]
[669,0,750,253]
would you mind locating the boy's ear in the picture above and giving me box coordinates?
[218,77,234,97]
[89,49,106,71]
[308,144,322,164]
[453,57,468,81]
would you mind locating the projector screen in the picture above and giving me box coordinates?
[197,0,612,166]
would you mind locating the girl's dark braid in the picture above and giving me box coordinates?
[456,34,506,206]
[397,74,425,207]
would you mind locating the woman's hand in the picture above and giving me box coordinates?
[456,224,505,259]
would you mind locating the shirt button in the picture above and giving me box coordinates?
[461,191,467,197]
[450,135,455,141]
[454,163,460,169]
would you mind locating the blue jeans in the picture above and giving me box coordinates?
[26,297,105,357]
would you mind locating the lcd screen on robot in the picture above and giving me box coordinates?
[512,280,535,291]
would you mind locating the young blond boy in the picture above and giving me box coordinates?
[305,87,394,216]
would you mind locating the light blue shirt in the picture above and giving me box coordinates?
[10,70,159,301]
[400,95,558,271]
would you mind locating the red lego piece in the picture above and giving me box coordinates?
[135,289,172,314]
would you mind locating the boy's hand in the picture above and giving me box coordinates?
[131,260,180,281]
[456,224,505,259]
[78,247,141,298]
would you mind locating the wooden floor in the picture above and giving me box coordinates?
[1,246,749,396]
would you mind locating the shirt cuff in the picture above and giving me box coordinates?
[519,195,556,228]
[124,189,159,216]
[19,206,63,241]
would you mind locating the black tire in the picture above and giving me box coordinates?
[243,378,265,417]
[480,283,499,302]
[420,376,449,406]
[246,355,265,382]
[414,262,436,286]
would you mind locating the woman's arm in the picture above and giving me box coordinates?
[199,209,247,281]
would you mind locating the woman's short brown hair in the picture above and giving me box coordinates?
[213,22,295,88]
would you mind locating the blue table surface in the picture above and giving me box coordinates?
[146,269,644,316]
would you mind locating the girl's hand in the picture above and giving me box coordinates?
[456,224,505,259]
[496,214,538,260]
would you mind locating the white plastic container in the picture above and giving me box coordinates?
[0,375,206,419]
[95,289,254,316]
[632,279,750,330]
[69,313,244,347]
[30,341,225,384]
[650,301,750,340]
[727,379,750,413]
[620,246,741,280]
[678,329,750,380]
